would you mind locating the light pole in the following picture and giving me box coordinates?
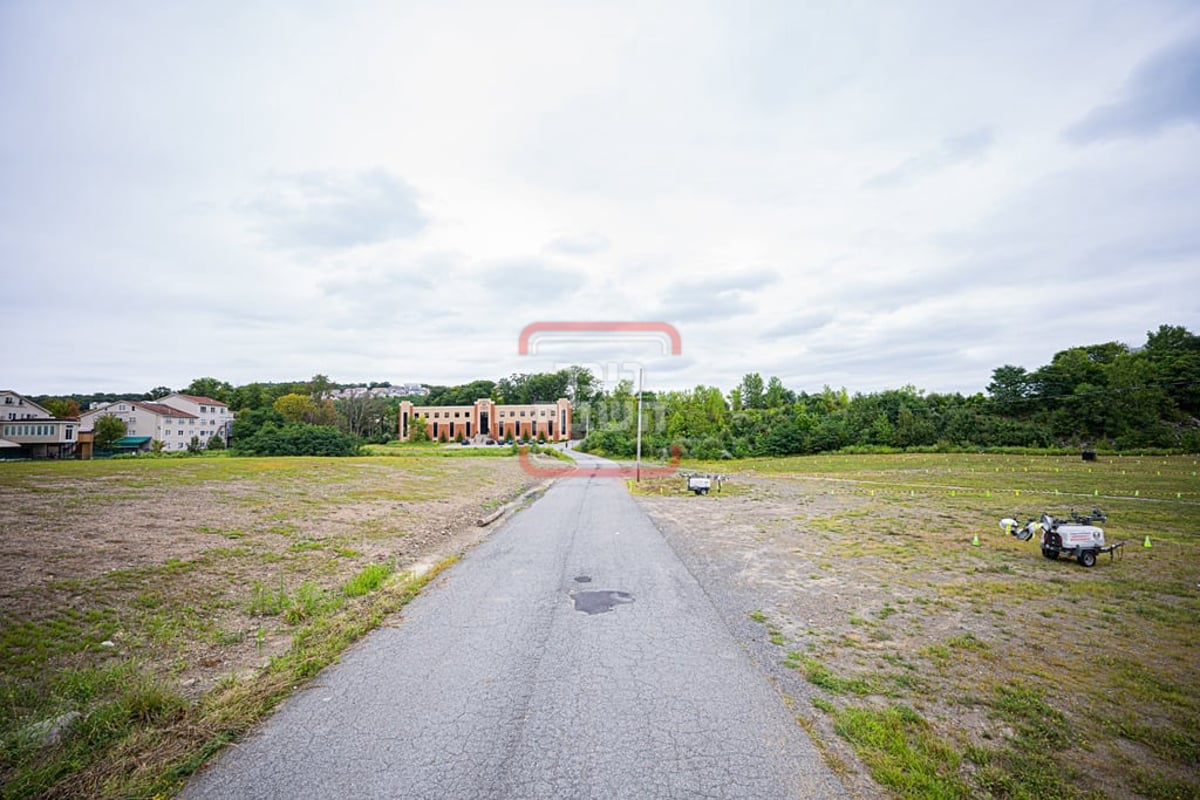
[635,367,644,482]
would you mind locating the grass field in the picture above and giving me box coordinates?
[0,453,538,799]
[637,452,1199,800]
[3,450,1195,798]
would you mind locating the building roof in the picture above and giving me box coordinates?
[137,401,196,418]
[169,394,228,406]
[82,401,197,419]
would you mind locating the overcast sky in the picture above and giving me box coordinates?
[2,1,1198,398]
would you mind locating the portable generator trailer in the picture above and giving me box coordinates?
[999,508,1124,567]
[680,472,723,495]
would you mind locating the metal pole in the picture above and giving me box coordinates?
[635,367,644,482]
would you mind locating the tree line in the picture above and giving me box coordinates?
[33,324,1199,457]
[578,324,1200,458]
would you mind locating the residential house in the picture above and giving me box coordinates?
[1,390,53,421]
[0,390,79,459]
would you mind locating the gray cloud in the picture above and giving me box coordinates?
[545,232,610,256]
[865,129,995,189]
[246,169,427,250]
[763,310,835,339]
[1065,36,1200,144]
[480,260,587,304]
[653,268,779,324]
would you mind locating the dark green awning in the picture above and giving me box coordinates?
[113,436,152,447]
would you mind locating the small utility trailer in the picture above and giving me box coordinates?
[681,472,722,496]
[1000,508,1124,567]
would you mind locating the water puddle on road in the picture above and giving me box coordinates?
[574,575,592,583]
[572,590,635,615]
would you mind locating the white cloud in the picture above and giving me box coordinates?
[1,0,1197,396]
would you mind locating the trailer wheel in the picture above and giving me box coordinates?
[1078,550,1097,568]
[1042,549,1059,560]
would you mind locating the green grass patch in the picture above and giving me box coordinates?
[833,704,968,799]
[0,559,457,798]
[341,562,394,598]
[796,657,874,696]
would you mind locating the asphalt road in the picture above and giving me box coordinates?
[183,452,849,799]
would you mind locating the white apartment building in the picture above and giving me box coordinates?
[80,400,195,451]
[80,394,232,452]
[155,394,232,443]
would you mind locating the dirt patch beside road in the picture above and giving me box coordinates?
[0,456,542,708]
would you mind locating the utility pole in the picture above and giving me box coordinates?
[635,367,644,482]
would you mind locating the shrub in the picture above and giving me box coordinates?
[234,423,360,457]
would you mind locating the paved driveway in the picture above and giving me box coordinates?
[183,452,848,799]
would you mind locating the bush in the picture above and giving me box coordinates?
[233,423,360,457]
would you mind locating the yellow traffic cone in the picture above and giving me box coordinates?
[1143,535,1152,548]
[971,533,981,547]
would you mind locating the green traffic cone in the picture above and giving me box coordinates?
[971,533,981,547]
[1143,535,1152,549]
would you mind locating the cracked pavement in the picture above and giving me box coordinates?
[182,452,849,799]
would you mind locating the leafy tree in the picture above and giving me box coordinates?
[987,365,1031,415]
[206,433,226,450]
[183,377,233,402]
[738,373,765,410]
[337,394,393,441]
[893,405,936,448]
[274,393,317,424]
[307,374,335,399]
[764,377,793,409]
[565,366,598,403]
[1144,324,1200,416]
[146,386,172,400]
[1029,344,1124,405]
[230,407,285,444]
[273,393,338,426]
[42,398,81,418]
[408,415,430,443]
[93,415,127,449]
[187,435,203,454]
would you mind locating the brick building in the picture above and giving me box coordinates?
[399,398,571,443]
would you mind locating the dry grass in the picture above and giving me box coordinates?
[0,454,536,799]
[639,453,1200,799]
